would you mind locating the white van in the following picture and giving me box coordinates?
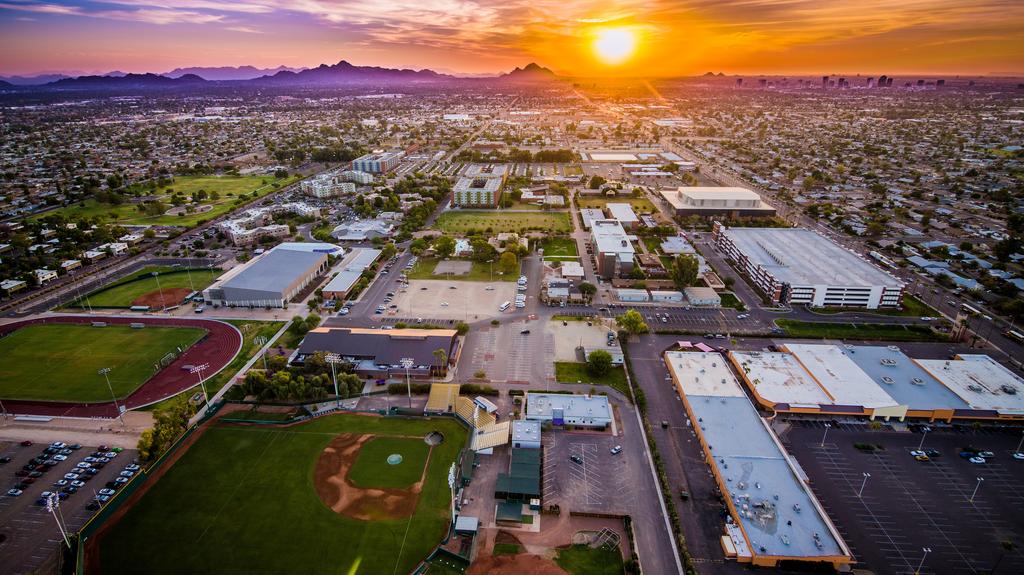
[499,301,511,312]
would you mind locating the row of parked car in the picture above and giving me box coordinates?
[4,441,139,512]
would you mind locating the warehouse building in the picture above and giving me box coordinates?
[714,223,903,309]
[591,219,634,279]
[293,327,460,380]
[526,393,611,429]
[321,248,382,301]
[660,186,776,218]
[203,244,329,308]
[665,351,853,568]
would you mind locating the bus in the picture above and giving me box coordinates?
[1005,329,1024,344]
[961,303,982,316]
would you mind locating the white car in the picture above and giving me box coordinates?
[104,452,117,458]
[1013,452,1024,460]
[6,488,22,497]
[53,454,67,461]
[99,488,117,496]
[969,456,986,464]
[63,473,80,480]
[909,450,926,457]
[49,442,67,449]
[610,445,623,455]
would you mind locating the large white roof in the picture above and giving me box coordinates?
[591,219,634,255]
[916,355,1024,414]
[731,351,834,407]
[665,351,746,398]
[783,344,899,409]
[679,187,761,200]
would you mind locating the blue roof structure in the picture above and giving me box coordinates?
[845,346,969,410]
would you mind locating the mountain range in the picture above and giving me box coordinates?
[0,61,561,91]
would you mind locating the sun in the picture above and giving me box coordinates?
[593,27,637,65]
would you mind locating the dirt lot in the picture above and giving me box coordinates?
[390,280,517,320]
[546,319,617,362]
[313,433,425,521]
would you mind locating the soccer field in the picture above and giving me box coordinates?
[0,324,206,402]
[98,415,467,575]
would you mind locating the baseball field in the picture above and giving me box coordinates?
[72,266,219,309]
[98,414,468,575]
[0,323,206,402]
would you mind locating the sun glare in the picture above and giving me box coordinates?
[593,27,637,65]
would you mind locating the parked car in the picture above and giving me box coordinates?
[99,488,117,496]
[610,445,623,455]
[969,456,986,464]
[1013,452,1024,460]
[53,455,67,461]
[570,455,583,465]
[6,488,23,497]
[978,451,995,458]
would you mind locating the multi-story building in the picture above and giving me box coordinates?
[219,203,321,246]
[340,170,374,185]
[660,187,776,218]
[351,151,404,174]
[300,173,356,198]
[452,177,502,207]
[714,223,903,309]
[590,219,635,279]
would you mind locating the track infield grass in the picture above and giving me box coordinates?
[347,436,431,489]
[98,415,467,575]
[0,324,205,402]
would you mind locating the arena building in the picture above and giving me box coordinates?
[660,187,776,218]
[202,243,330,308]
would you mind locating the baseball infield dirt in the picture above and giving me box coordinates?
[467,554,568,575]
[313,433,428,521]
[132,287,193,309]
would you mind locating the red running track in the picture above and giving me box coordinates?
[0,315,243,418]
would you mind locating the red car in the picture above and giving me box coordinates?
[20,440,32,447]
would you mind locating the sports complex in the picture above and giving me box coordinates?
[85,412,468,575]
[0,315,242,417]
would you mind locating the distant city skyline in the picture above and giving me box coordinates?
[1,0,1023,77]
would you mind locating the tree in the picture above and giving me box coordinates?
[588,175,606,189]
[616,310,648,337]
[587,350,613,376]
[380,242,397,260]
[669,254,699,290]
[409,238,428,255]
[432,348,448,380]
[499,251,519,274]
[578,281,596,302]
[434,235,456,259]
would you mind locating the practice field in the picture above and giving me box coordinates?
[434,211,571,234]
[347,437,431,490]
[73,267,219,308]
[98,415,468,575]
[0,324,205,402]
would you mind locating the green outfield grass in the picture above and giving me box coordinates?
[347,436,431,489]
[99,415,468,575]
[433,211,571,234]
[73,267,219,308]
[0,324,205,402]
[32,175,299,228]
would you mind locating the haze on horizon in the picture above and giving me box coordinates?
[1,0,1023,78]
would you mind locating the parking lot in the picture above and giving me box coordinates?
[784,422,1024,575]
[0,439,141,574]
[387,279,518,320]
[541,431,635,514]
[601,304,763,334]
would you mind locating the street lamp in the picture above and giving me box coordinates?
[969,477,984,503]
[98,368,125,426]
[820,422,831,447]
[914,547,931,575]
[325,353,344,409]
[401,357,414,408]
[858,472,871,498]
[190,363,211,413]
[1015,429,1024,454]
[917,426,931,451]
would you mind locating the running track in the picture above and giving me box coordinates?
[0,315,243,418]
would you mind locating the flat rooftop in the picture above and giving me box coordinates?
[591,219,634,255]
[916,355,1024,414]
[731,351,834,407]
[297,327,457,368]
[720,227,901,288]
[846,346,969,411]
[220,249,326,294]
[666,352,849,560]
[606,203,639,222]
[784,344,899,409]
[526,393,611,420]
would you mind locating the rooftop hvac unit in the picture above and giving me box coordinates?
[888,345,900,351]
[968,383,983,392]
[911,378,925,386]
[881,376,895,385]
[1002,385,1018,395]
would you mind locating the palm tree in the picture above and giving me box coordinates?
[432,348,448,381]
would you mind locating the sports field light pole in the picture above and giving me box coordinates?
[914,547,931,575]
[190,363,211,413]
[401,358,414,409]
[969,477,984,503]
[46,492,71,549]
[325,353,343,409]
[98,368,125,427]
[153,271,166,311]
[820,422,831,447]
[917,426,931,451]
[857,472,871,498]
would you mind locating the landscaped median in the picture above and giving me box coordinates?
[775,319,947,341]
[554,361,632,400]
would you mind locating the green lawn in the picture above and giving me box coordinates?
[775,320,947,342]
[492,543,522,556]
[641,236,665,254]
[99,415,468,575]
[554,544,624,575]
[347,436,430,489]
[719,292,746,311]
[434,211,571,234]
[576,196,656,213]
[809,294,940,318]
[32,175,299,228]
[555,362,631,398]
[72,267,219,308]
[405,257,516,282]
[540,237,578,258]
[0,324,205,402]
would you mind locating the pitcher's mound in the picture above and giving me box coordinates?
[313,433,423,521]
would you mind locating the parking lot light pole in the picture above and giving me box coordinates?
[820,423,831,447]
[858,472,871,498]
[98,368,125,427]
[1015,430,1024,454]
[969,477,984,503]
[914,547,931,575]
[917,426,931,451]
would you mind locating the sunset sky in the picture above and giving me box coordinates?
[1,0,1022,77]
